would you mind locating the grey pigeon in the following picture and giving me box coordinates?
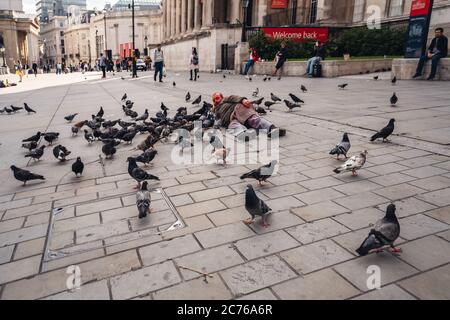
[136,181,151,219]
[25,145,45,161]
[11,165,45,185]
[44,132,59,145]
[53,145,71,161]
[22,141,38,151]
[284,100,301,112]
[102,141,116,159]
[84,130,95,143]
[135,149,158,166]
[356,204,401,256]
[244,184,272,227]
[390,93,398,105]
[264,101,277,110]
[252,97,264,106]
[329,133,351,159]
[22,131,41,143]
[127,157,160,189]
[338,83,348,90]
[185,92,191,102]
[192,95,202,105]
[371,119,395,142]
[240,160,278,186]
[270,93,281,102]
[65,113,78,122]
[24,103,36,114]
[391,76,397,85]
[301,85,307,93]
[121,93,127,101]
[72,157,84,177]
[289,93,304,104]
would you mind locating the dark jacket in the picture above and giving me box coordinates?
[314,45,326,60]
[428,36,448,58]
[213,95,246,128]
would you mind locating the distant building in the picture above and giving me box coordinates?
[40,15,67,66]
[36,0,87,23]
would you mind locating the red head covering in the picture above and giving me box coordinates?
[212,92,224,106]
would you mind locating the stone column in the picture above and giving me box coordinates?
[171,0,176,36]
[181,0,187,33]
[27,32,34,65]
[202,0,212,28]
[187,0,194,31]
[175,0,181,35]
[194,0,201,30]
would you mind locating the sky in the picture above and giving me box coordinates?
[22,0,118,14]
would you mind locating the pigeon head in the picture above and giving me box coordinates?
[76,157,81,161]
[389,119,396,124]
[246,184,254,191]
[10,165,18,171]
[126,157,137,163]
[343,133,349,141]
[385,204,397,220]
[270,160,278,167]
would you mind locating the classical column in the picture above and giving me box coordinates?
[202,0,212,28]
[171,0,176,36]
[176,0,181,35]
[181,0,187,33]
[27,32,34,65]
[187,0,194,31]
[194,0,201,30]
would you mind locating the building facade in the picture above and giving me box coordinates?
[39,15,66,66]
[37,0,87,23]
[0,0,40,71]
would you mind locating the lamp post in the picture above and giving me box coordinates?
[241,0,250,42]
[129,0,137,78]
[144,35,148,56]
[0,47,6,68]
[103,10,108,53]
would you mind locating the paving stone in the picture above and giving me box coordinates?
[280,239,353,274]
[176,172,216,184]
[394,149,431,159]
[377,197,437,218]
[400,214,449,240]
[177,199,227,218]
[42,248,106,272]
[110,261,181,300]
[43,280,110,300]
[139,234,201,266]
[352,284,416,300]
[333,207,384,230]
[0,194,13,204]
[153,273,232,300]
[426,206,450,224]
[237,288,278,300]
[213,166,252,178]
[265,196,305,212]
[258,183,307,200]
[368,172,416,187]
[417,188,450,207]
[105,230,162,255]
[435,160,450,171]
[194,222,255,248]
[161,215,214,241]
[32,190,75,205]
[54,193,98,208]
[49,230,74,250]
[207,206,248,226]
[164,181,206,197]
[303,167,336,179]
[278,162,311,173]
[14,237,46,260]
[129,210,176,231]
[76,182,117,196]
[219,193,247,209]
[366,163,410,175]
[248,211,305,234]
[396,236,450,271]
[398,264,450,299]
[294,188,345,205]
[334,169,378,182]
[190,186,235,203]
[0,255,41,285]
[203,176,242,189]
[286,219,350,244]
[57,179,96,192]
[298,176,343,191]
[235,230,300,260]
[409,175,450,191]
[272,268,360,300]
[403,166,447,179]
[76,220,130,244]
[13,186,56,200]
[0,218,24,234]
[397,155,445,168]
[76,198,122,216]
[53,213,100,233]
[0,245,14,264]
[175,245,244,281]
[373,183,426,201]
[24,212,51,227]
[333,180,382,196]
[0,223,48,247]
[169,194,193,206]
[366,154,403,165]
[0,198,32,212]
[334,192,388,211]
[291,201,349,222]
[3,202,52,220]
[268,172,309,186]
[220,255,296,296]
[437,229,450,242]
[334,252,418,292]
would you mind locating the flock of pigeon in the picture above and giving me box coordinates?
[5,73,401,256]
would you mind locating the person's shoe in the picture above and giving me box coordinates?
[426,76,435,81]
[412,73,421,79]
[159,80,163,83]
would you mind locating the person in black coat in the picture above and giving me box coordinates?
[413,28,448,80]
[306,41,326,77]
[273,42,288,80]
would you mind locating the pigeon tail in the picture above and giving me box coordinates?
[356,234,380,256]
[370,132,381,142]
[333,168,341,174]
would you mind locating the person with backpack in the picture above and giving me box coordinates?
[189,47,199,81]
[306,41,326,77]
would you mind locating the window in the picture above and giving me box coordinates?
[60,31,64,37]
[389,0,403,17]
[353,0,366,22]
[81,33,86,40]
[309,0,318,24]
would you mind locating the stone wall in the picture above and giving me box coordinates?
[392,58,450,80]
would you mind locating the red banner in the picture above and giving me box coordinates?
[271,0,288,9]
[410,0,432,17]
[262,27,329,43]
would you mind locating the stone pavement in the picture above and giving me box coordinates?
[0,71,449,300]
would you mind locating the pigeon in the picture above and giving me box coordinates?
[65,113,78,122]
[102,141,116,159]
[240,160,278,186]
[10,105,23,112]
[263,77,267,82]
[4,106,14,114]
[22,131,41,143]
[44,132,59,145]
[173,81,176,87]
[338,83,348,90]
[268,77,271,81]
[121,93,127,101]
[121,130,137,144]
[136,181,152,219]
[373,76,379,80]
[252,88,259,97]
[24,103,36,114]
[10,165,45,185]
[135,109,149,122]
[390,93,398,106]
[370,119,395,142]
[284,100,301,112]
[301,85,307,93]
[135,149,158,166]
[252,97,264,106]
[244,184,272,227]
[84,130,95,143]
[270,93,281,102]
[185,92,191,102]
[22,141,38,151]
[212,147,230,166]
[52,145,71,161]
[96,107,104,118]
[177,136,193,151]
[72,157,84,177]
[127,157,160,189]
[0,108,4,114]
[192,95,202,105]
[289,93,304,104]
[333,150,367,176]
[160,103,169,112]
[264,101,277,110]
[24,145,45,161]
[356,204,401,256]
[137,135,159,151]
[329,133,351,160]
[223,74,226,79]
[255,106,267,115]
[209,135,224,151]
[391,76,397,85]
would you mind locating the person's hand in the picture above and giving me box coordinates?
[427,52,433,58]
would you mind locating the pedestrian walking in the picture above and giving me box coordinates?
[32,62,38,77]
[99,53,107,79]
[189,47,199,81]
[56,62,62,75]
[153,44,164,83]
[15,61,23,82]
[273,42,288,80]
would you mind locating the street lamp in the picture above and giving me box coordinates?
[128,0,137,78]
[144,35,148,56]
[241,0,250,42]
[103,10,108,53]
[0,47,6,68]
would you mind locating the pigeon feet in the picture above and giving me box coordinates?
[351,170,358,176]
[390,247,402,254]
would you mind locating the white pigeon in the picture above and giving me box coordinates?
[212,147,230,166]
[333,150,367,176]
